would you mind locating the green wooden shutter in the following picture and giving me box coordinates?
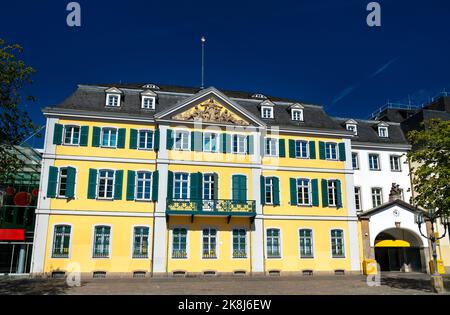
[289,178,297,206]
[92,127,101,147]
[278,139,286,157]
[79,126,89,146]
[191,131,203,152]
[311,179,319,206]
[232,175,246,201]
[309,141,316,159]
[154,129,160,151]
[321,179,328,207]
[114,170,123,200]
[167,171,174,200]
[117,128,126,148]
[273,177,280,206]
[166,129,173,150]
[338,143,346,161]
[336,179,342,208]
[47,166,58,198]
[129,129,138,149]
[260,176,266,205]
[213,173,219,199]
[66,167,76,199]
[247,135,254,155]
[220,133,226,153]
[53,124,63,145]
[319,141,325,160]
[87,169,98,199]
[152,170,159,201]
[288,139,295,158]
[126,170,136,201]
[225,134,232,153]
[190,172,202,200]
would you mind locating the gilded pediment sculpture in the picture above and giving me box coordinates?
[172,98,249,126]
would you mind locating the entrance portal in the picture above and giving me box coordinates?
[374,228,424,272]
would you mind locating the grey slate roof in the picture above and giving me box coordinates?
[333,117,409,145]
[47,83,409,143]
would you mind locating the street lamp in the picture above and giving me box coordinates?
[415,209,448,293]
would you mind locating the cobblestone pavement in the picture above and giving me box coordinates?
[1,273,449,295]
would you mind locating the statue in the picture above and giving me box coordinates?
[388,183,402,202]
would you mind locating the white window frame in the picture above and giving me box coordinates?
[291,109,304,121]
[92,224,113,259]
[327,180,338,207]
[201,227,218,259]
[138,129,154,150]
[232,134,247,154]
[351,152,359,170]
[354,186,362,211]
[171,226,189,259]
[174,130,190,151]
[50,223,73,259]
[371,187,383,207]
[173,172,189,200]
[135,171,152,201]
[106,93,120,107]
[296,178,311,206]
[101,127,118,148]
[265,138,278,157]
[141,96,155,110]
[298,228,314,258]
[97,169,115,200]
[390,155,402,172]
[63,125,80,146]
[369,153,381,171]
[231,228,247,259]
[295,140,309,159]
[325,142,338,160]
[131,226,150,259]
[330,229,345,258]
[202,173,215,200]
[346,124,357,135]
[378,126,389,138]
[203,132,219,153]
[261,106,274,119]
[266,228,282,259]
[57,167,68,198]
[264,177,274,205]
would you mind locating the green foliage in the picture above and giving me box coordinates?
[0,38,39,182]
[407,119,450,216]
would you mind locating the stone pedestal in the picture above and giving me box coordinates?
[430,275,445,294]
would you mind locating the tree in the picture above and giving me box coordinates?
[0,38,39,183]
[407,119,450,216]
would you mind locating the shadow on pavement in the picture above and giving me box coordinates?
[0,278,69,295]
[380,274,450,293]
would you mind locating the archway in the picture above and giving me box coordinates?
[374,228,424,272]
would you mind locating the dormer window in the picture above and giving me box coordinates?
[291,109,303,121]
[346,124,357,135]
[140,89,157,110]
[142,96,155,110]
[107,94,120,107]
[344,119,358,135]
[105,87,122,107]
[378,126,388,137]
[261,106,274,119]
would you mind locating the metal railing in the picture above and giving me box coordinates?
[166,198,256,215]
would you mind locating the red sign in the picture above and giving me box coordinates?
[0,229,25,241]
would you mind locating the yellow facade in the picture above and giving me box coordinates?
[34,88,360,277]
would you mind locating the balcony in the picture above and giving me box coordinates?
[166,199,256,221]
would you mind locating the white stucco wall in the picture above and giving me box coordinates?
[352,146,412,212]
[367,204,428,247]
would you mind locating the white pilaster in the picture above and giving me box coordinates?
[251,136,264,273]
[31,117,57,274]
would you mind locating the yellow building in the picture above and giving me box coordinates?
[31,84,361,277]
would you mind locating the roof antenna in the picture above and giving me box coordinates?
[200,36,206,89]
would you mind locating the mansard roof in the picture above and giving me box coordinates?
[333,117,409,145]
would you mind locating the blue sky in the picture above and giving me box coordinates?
[1,0,450,148]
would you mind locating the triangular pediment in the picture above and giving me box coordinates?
[155,87,265,127]
[172,97,250,126]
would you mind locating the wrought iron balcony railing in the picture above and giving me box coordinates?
[166,198,256,216]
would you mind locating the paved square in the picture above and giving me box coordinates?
[0,273,449,295]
